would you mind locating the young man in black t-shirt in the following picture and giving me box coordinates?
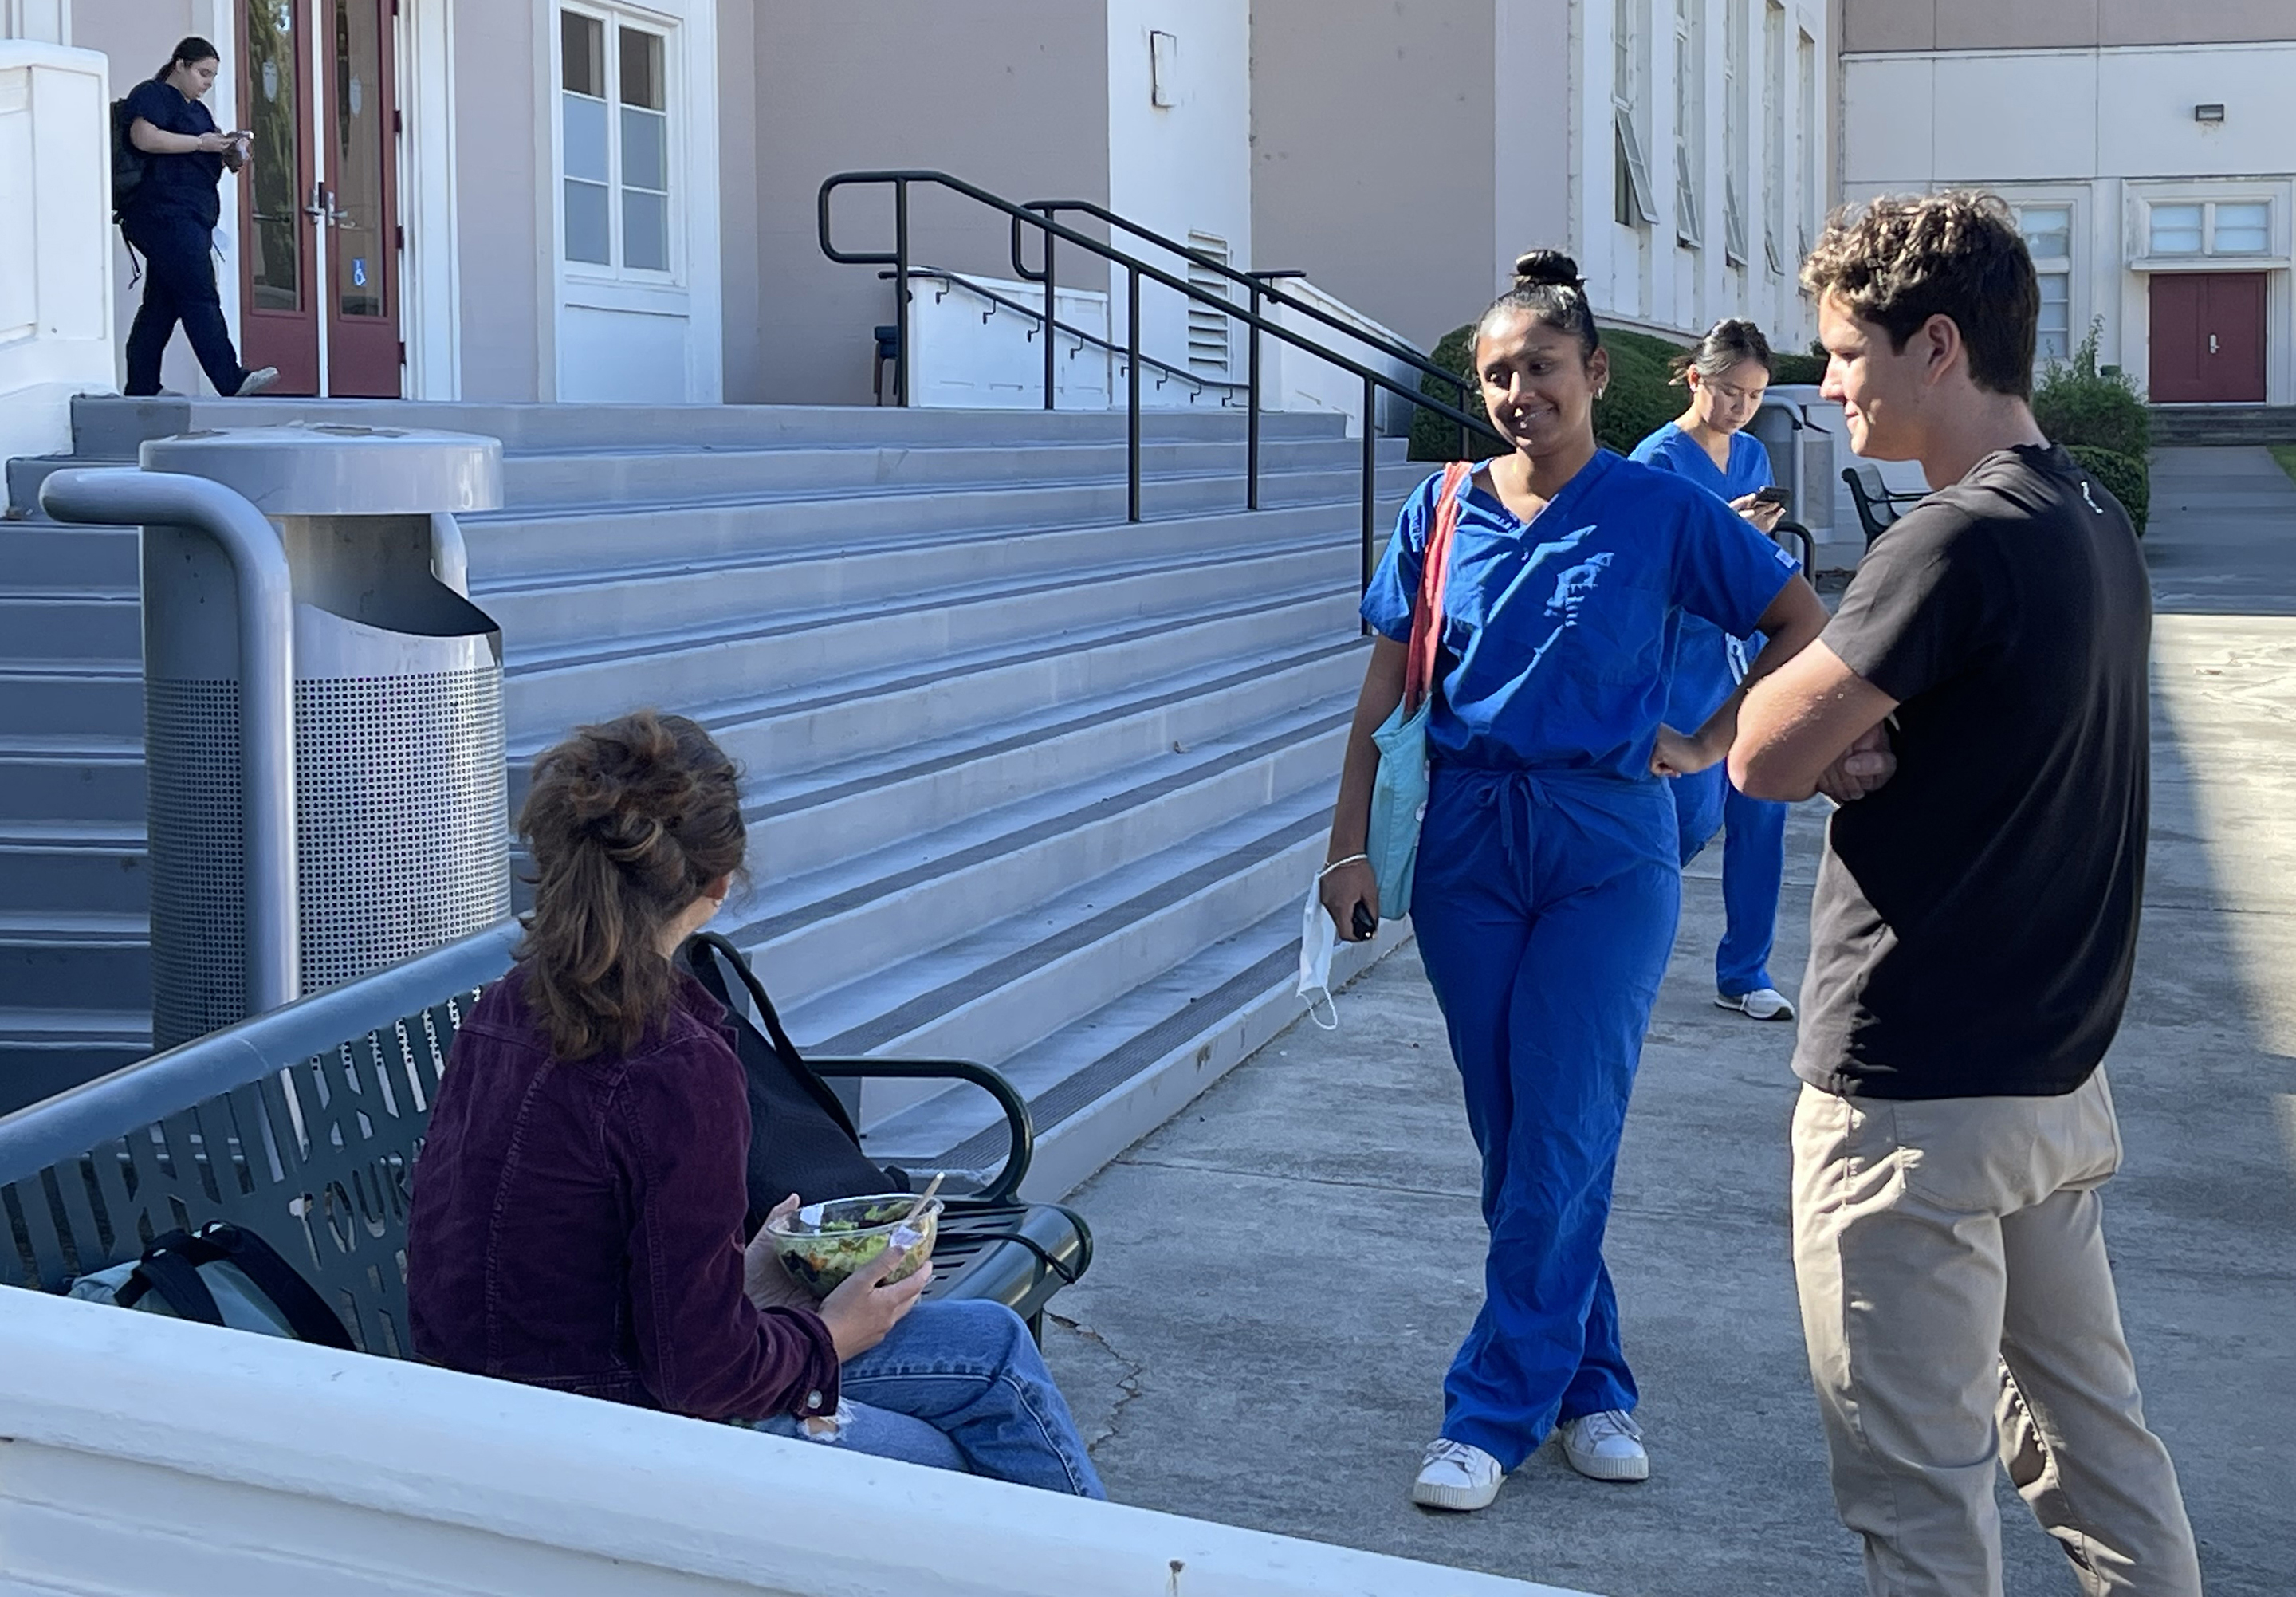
[1730,194,2201,1597]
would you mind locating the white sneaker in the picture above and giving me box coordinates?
[1559,1410,1649,1482]
[1716,986,1796,1021]
[1410,1438,1505,1511]
[234,365,280,397]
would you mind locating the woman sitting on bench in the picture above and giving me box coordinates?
[405,710,1103,1495]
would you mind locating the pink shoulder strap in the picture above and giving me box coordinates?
[1403,462,1474,716]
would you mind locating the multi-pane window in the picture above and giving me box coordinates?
[2017,204,2074,362]
[560,8,671,276]
[1674,0,1704,247]
[2149,199,2273,258]
[1763,0,1785,273]
[1614,0,1657,226]
[1724,0,1749,264]
[1797,28,1818,261]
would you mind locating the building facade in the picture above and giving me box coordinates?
[7,1,1837,427]
[1839,0,2296,405]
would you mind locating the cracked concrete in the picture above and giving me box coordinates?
[1040,447,2296,1595]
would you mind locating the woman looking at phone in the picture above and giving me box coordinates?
[1630,320,1801,1021]
[406,710,1102,1494]
[120,37,278,398]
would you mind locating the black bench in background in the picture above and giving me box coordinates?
[0,922,1090,1357]
[1842,465,1928,545]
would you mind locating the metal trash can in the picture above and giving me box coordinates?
[128,425,508,1048]
[1752,387,1839,542]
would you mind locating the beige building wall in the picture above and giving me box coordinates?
[1249,0,1500,351]
[451,1,541,401]
[1843,0,2296,53]
[745,1,1113,407]
[717,0,763,403]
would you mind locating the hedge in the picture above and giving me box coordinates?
[1409,323,1692,462]
[2066,444,2150,537]
[2034,320,2151,460]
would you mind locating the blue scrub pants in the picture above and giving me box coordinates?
[1669,765,1787,997]
[1409,765,1680,1469]
[123,210,249,399]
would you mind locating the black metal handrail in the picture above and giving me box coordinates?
[1008,198,1475,412]
[819,168,1506,597]
[890,265,1248,407]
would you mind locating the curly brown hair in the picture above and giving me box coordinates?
[514,710,746,1061]
[1800,191,2039,399]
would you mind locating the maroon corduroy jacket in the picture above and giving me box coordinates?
[406,967,840,1422]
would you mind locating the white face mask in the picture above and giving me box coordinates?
[1296,881,1340,1030]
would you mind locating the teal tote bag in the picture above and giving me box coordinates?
[1366,461,1472,918]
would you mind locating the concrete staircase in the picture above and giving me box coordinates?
[2,397,1415,1191]
[2149,405,2296,447]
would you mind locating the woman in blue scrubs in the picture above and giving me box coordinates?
[1318,254,1827,1512]
[1630,321,1799,1021]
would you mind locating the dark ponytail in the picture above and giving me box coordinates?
[1669,318,1774,386]
[514,710,748,1061]
[1474,250,1602,362]
[160,36,221,82]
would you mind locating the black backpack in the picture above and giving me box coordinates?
[110,96,150,224]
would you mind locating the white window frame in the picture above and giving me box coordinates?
[1614,0,1658,228]
[2126,183,2291,272]
[1673,0,1704,249]
[1723,0,1750,266]
[554,1,680,287]
[1762,0,1786,274]
[2011,198,2079,364]
[1796,24,1818,263]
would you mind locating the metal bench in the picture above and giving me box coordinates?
[0,922,1091,1357]
[1841,465,1927,545]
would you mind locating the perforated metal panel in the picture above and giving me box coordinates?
[147,679,250,1049]
[144,667,509,1049]
[294,667,509,993]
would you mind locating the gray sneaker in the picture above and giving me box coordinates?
[1559,1410,1649,1482]
[1716,986,1796,1021]
[234,366,281,397]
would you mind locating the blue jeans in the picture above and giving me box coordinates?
[1669,762,1788,997]
[749,1300,1104,1497]
[1409,767,1680,1468]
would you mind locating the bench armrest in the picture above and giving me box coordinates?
[804,1057,1035,1205]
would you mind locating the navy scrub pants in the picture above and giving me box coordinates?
[123,210,248,398]
[1409,765,1680,1469]
[1669,763,1789,998]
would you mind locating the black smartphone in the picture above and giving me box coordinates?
[1351,903,1377,940]
[1753,485,1792,509]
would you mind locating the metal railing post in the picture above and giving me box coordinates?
[38,469,301,1017]
[1126,266,1142,523]
[1247,281,1263,512]
[894,179,912,407]
[1360,375,1379,623]
[1040,214,1057,411]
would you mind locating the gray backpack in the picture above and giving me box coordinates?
[69,1221,355,1347]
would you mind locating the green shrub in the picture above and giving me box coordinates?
[2066,444,2149,537]
[1409,322,1691,461]
[2034,320,2151,460]
[1763,349,1818,386]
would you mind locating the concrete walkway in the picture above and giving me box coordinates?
[1040,446,2295,1595]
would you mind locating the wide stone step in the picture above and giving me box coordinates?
[0,914,151,1011]
[0,1007,154,1118]
[0,669,143,740]
[0,594,142,665]
[0,828,150,916]
[0,738,146,826]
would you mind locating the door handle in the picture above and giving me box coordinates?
[2209,333,2220,356]
[303,180,327,221]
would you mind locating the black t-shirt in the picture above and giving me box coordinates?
[1793,443,2151,1099]
[124,78,223,229]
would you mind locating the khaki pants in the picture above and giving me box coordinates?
[1791,1071,2203,1597]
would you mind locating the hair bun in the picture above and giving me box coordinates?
[1512,250,1584,290]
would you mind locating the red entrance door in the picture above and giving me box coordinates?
[236,0,403,397]
[2149,272,2268,404]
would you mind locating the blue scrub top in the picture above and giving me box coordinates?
[1629,424,1777,729]
[1362,452,1799,781]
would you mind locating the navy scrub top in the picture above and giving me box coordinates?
[1362,451,1799,781]
[124,77,226,230]
[1629,423,1778,730]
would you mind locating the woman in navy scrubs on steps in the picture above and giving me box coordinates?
[120,37,277,399]
[1319,253,1829,1512]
